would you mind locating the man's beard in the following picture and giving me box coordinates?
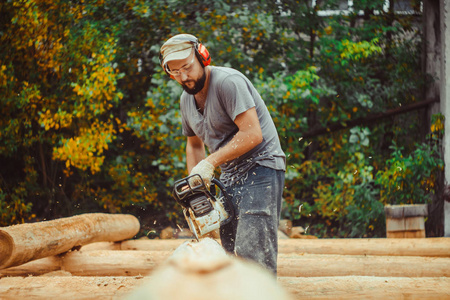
[182,69,206,95]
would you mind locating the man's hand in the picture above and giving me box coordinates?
[189,159,215,187]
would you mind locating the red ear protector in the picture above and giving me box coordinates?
[195,42,211,67]
[159,35,211,78]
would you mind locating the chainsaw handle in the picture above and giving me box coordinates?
[211,178,235,219]
[173,175,230,203]
[211,178,228,200]
[173,174,210,201]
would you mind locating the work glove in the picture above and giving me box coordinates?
[189,159,215,187]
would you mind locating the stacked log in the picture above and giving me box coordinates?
[80,237,450,257]
[1,276,449,300]
[0,215,449,299]
[2,248,449,278]
[2,238,449,278]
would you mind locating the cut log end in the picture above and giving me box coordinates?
[0,231,14,269]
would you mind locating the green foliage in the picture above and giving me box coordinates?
[0,187,34,226]
[376,131,444,205]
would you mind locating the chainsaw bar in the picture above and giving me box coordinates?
[184,210,199,242]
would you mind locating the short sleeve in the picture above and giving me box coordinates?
[218,75,256,121]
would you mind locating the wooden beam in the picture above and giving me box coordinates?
[0,276,141,299]
[1,250,449,278]
[277,253,450,277]
[62,250,167,277]
[274,238,450,257]
[81,238,450,257]
[1,276,449,299]
[0,250,170,277]
[0,256,62,277]
[0,213,140,270]
[279,276,450,299]
[384,204,428,218]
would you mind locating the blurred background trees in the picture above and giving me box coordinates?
[0,0,444,237]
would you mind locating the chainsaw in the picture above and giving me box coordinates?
[172,174,235,241]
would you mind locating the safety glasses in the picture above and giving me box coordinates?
[166,50,196,77]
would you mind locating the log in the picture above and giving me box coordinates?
[277,238,450,257]
[121,239,186,251]
[277,253,450,277]
[62,250,169,276]
[0,276,142,299]
[2,250,449,278]
[1,276,449,299]
[124,238,292,300]
[279,276,450,299]
[0,213,140,270]
[0,250,170,277]
[0,256,62,277]
[82,237,450,257]
[80,241,122,251]
[80,239,186,251]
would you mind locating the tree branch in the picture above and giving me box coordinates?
[301,98,439,139]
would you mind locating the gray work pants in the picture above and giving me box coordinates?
[220,165,285,275]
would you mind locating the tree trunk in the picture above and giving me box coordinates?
[440,0,450,238]
[424,0,446,237]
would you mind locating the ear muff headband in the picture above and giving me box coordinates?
[159,36,211,78]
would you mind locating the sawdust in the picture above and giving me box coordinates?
[39,270,73,277]
[1,275,450,299]
[0,275,144,300]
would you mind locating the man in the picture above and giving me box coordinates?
[159,33,286,275]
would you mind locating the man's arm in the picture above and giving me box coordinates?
[186,135,206,174]
[205,107,262,168]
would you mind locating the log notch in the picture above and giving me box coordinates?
[0,213,140,270]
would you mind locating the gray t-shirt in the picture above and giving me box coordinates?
[180,66,286,186]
